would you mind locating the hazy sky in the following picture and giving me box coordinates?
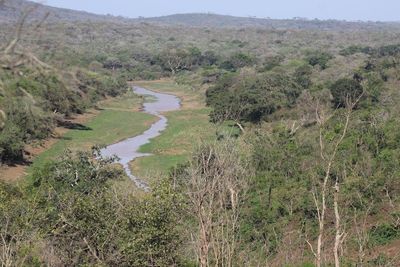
[33,0,400,22]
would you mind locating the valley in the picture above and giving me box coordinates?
[0,0,399,266]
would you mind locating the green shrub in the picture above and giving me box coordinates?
[0,97,54,162]
[306,51,333,69]
[330,78,363,108]
[220,52,256,71]
[0,123,25,162]
[369,223,400,245]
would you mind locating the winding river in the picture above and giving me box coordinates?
[100,86,181,191]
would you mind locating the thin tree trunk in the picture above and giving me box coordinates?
[333,178,341,267]
[311,94,360,266]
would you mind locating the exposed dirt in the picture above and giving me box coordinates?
[0,109,100,183]
[369,238,400,263]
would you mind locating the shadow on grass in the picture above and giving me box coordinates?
[58,121,93,131]
[58,136,72,141]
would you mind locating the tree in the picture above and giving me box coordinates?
[158,48,190,74]
[201,50,219,66]
[307,92,363,267]
[206,71,302,127]
[177,140,250,267]
[220,52,255,71]
[330,78,364,108]
[294,64,313,89]
[103,57,123,70]
[306,51,333,70]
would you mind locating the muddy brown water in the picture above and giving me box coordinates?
[100,86,181,191]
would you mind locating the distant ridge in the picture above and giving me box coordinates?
[0,0,130,23]
[1,0,399,31]
[138,13,399,30]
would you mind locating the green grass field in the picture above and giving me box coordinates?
[99,90,143,110]
[134,80,206,109]
[130,108,216,183]
[130,80,219,185]
[30,92,157,170]
[29,80,232,189]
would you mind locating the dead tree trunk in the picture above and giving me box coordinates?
[309,93,362,267]
[185,140,249,267]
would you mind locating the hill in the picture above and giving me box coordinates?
[0,0,129,23]
[139,13,400,30]
[1,1,400,31]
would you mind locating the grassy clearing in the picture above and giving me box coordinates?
[130,80,218,185]
[98,90,143,111]
[130,108,216,184]
[134,79,206,109]
[31,92,157,170]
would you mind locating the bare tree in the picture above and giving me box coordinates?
[353,203,372,267]
[0,218,15,267]
[307,93,363,267]
[159,48,189,75]
[184,140,250,267]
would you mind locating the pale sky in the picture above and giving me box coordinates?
[33,0,400,22]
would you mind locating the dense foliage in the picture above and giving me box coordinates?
[1,1,400,266]
[1,149,184,266]
[0,67,128,163]
[206,70,303,124]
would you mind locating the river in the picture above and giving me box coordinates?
[100,86,181,191]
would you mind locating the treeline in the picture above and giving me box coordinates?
[0,66,128,163]
[94,47,257,80]
[0,13,130,163]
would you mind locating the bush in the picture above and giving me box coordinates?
[369,224,400,245]
[330,78,363,107]
[339,45,373,56]
[220,52,256,71]
[0,123,25,162]
[306,51,333,69]
[5,98,54,141]
[28,149,183,266]
[294,64,313,89]
[206,71,302,123]
[0,97,54,163]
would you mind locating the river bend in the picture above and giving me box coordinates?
[100,86,181,191]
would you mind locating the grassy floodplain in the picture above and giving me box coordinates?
[30,79,230,188]
[30,91,157,171]
[130,79,218,185]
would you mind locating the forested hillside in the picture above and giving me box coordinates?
[139,13,400,30]
[0,0,129,23]
[0,0,399,266]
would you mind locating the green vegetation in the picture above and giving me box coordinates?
[1,1,400,266]
[305,51,333,69]
[0,97,53,162]
[0,67,129,164]
[370,224,400,246]
[132,108,215,183]
[1,149,184,266]
[32,106,156,170]
[330,78,364,107]
[206,70,302,124]
[129,80,218,184]
[98,90,143,110]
